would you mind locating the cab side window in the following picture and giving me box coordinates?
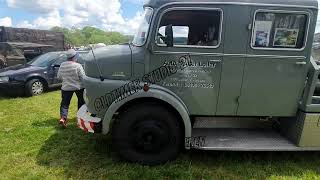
[252,11,308,49]
[156,9,222,47]
[158,26,189,45]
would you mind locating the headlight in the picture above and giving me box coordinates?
[0,76,9,82]
[83,89,89,104]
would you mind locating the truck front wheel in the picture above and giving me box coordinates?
[112,103,182,165]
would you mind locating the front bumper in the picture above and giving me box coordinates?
[77,105,102,133]
[0,81,25,95]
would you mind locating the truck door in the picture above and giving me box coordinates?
[150,7,225,116]
[237,9,311,116]
[216,5,250,115]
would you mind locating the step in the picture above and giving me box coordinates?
[190,128,320,151]
[193,117,272,129]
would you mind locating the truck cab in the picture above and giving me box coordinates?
[78,0,320,165]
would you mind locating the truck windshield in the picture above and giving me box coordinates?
[132,7,153,46]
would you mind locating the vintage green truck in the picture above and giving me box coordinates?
[77,0,320,165]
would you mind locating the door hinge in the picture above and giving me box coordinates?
[296,61,307,65]
[236,96,240,104]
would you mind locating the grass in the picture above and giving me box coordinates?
[1,91,320,179]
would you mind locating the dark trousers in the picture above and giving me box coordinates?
[60,89,85,119]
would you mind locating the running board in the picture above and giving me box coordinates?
[191,128,320,151]
[193,117,272,129]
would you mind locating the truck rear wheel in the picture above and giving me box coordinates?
[112,103,182,165]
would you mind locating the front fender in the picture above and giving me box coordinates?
[25,73,47,81]
[102,87,192,140]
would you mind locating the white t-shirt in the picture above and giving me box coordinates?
[57,61,85,91]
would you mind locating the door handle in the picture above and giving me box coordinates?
[209,60,222,63]
[296,61,307,65]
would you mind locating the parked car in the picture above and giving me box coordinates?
[0,51,88,96]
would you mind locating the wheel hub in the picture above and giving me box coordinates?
[132,120,169,153]
[32,82,44,95]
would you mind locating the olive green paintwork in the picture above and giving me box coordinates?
[300,58,320,112]
[83,0,320,147]
[216,5,250,115]
[281,112,320,147]
[83,75,192,142]
[85,45,132,80]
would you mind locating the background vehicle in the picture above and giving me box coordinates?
[0,26,65,51]
[0,42,54,69]
[0,26,66,69]
[79,0,320,165]
[0,42,25,69]
[0,51,88,96]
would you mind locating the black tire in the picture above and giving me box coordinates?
[112,103,182,165]
[25,79,45,96]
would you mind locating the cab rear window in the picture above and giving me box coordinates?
[251,10,308,50]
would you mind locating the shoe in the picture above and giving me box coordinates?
[59,118,67,128]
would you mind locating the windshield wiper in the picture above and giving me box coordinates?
[90,47,105,82]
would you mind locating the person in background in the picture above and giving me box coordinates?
[57,49,85,128]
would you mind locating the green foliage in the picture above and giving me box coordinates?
[51,26,133,46]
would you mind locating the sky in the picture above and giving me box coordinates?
[0,0,145,35]
[0,0,319,35]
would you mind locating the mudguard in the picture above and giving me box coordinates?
[102,86,192,142]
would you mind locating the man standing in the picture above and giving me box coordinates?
[57,49,85,127]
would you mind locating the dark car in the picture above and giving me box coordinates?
[0,51,88,96]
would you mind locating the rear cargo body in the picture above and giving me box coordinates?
[0,26,65,51]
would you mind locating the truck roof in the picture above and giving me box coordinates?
[144,0,318,9]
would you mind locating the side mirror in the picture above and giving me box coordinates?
[165,25,173,47]
[52,64,60,68]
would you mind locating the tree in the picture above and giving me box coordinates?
[51,26,132,46]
